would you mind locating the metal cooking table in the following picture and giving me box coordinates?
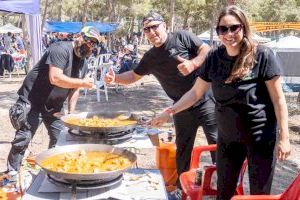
[22,169,168,200]
[22,127,168,200]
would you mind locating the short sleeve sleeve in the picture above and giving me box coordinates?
[260,47,282,81]
[196,52,212,82]
[45,45,69,70]
[178,31,203,55]
[133,53,151,76]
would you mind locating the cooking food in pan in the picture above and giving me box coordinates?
[40,149,132,173]
[65,115,136,127]
[35,144,137,181]
[61,112,138,133]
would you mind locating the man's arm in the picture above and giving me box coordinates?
[49,65,93,89]
[67,88,80,114]
[104,68,143,85]
[192,43,211,69]
[177,43,211,76]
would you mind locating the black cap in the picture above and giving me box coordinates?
[142,11,164,25]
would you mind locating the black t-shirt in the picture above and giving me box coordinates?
[18,41,86,112]
[134,30,213,104]
[198,45,281,143]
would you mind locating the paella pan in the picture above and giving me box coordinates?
[35,144,137,181]
[60,111,138,133]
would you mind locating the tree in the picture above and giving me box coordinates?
[41,0,50,31]
[82,0,90,27]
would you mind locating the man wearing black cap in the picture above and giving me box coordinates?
[5,26,100,175]
[105,12,217,190]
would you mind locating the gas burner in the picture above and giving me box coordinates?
[47,174,123,190]
[68,129,93,136]
[67,129,135,145]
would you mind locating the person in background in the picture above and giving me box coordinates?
[0,45,5,54]
[4,26,100,177]
[49,32,60,44]
[3,32,12,52]
[151,6,291,200]
[15,33,25,53]
[67,33,74,41]
[132,35,139,51]
[118,44,137,74]
[105,11,217,196]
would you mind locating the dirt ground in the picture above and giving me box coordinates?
[0,74,300,195]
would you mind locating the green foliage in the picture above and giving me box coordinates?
[39,0,299,35]
[248,0,300,22]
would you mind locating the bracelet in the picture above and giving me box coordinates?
[164,107,175,116]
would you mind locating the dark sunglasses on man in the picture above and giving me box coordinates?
[83,36,98,47]
[216,24,243,35]
[143,23,162,33]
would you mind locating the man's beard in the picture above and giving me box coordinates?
[75,41,93,58]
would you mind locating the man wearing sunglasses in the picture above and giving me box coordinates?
[105,11,217,192]
[4,26,100,177]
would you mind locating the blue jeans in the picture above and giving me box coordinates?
[7,106,64,171]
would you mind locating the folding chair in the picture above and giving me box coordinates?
[84,56,99,98]
[180,144,248,200]
[95,54,111,102]
[231,172,300,200]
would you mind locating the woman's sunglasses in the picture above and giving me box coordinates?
[143,23,162,33]
[216,24,243,35]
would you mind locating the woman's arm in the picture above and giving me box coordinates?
[265,76,291,161]
[150,77,210,127]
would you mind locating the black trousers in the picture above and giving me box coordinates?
[216,137,276,200]
[174,99,217,188]
[7,106,64,172]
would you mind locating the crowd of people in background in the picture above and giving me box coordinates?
[42,32,141,74]
[0,32,28,76]
[0,32,26,55]
[0,29,141,77]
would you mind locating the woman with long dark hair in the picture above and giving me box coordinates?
[151,5,291,200]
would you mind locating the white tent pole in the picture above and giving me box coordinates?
[25,14,43,66]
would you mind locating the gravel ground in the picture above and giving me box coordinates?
[0,74,299,196]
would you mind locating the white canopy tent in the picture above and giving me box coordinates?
[265,36,300,78]
[265,36,300,50]
[0,23,22,34]
[0,0,42,66]
[197,30,219,41]
[197,30,271,43]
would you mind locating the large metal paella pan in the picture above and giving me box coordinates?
[35,144,137,181]
[60,111,138,133]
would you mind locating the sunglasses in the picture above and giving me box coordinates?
[83,36,98,47]
[143,23,162,33]
[216,24,243,35]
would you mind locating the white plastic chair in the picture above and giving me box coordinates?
[95,54,111,102]
[84,56,99,98]
[12,53,26,77]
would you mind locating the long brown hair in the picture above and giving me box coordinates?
[217,6,257,83]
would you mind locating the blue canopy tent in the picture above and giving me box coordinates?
[45,21,118,33]
[0,0,42,65]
